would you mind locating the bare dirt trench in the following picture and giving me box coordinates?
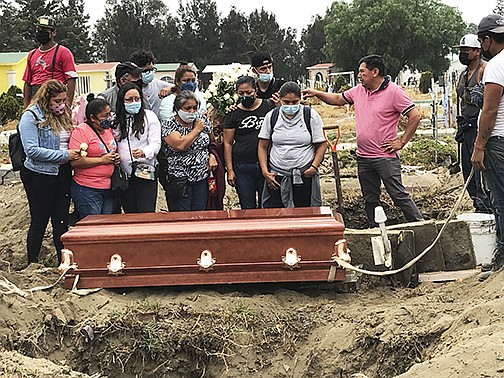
[0,172,503,378]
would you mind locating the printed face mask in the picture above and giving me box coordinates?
[124,101,142,115]
[50,103,66,116]
[99,116,113,129]
[177,109,198,123]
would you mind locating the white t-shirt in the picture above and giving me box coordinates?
[258,105,325,171]
[143,79,170,118]
[483,49,504,137]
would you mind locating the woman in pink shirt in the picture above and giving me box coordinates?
[69,98,120,220]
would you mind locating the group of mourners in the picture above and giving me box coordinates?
[19,14,504,284]
[19,15,328,265]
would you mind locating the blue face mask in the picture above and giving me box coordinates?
[281,104,300,116]
[258,72,273,83]
[181,82,197,92]
[125,101,142,115]
[141,71,154,84]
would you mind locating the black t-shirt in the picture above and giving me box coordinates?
[224,99,275,163]
[256,77,285,99]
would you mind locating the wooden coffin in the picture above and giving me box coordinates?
[61,207,347,289]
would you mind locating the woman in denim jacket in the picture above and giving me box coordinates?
[19,80,81,264]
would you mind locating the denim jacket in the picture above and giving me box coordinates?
[19,104,69,175]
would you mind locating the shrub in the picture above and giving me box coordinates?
[0,86,23,125]
[419,72,432,94]
[400,138,456,168]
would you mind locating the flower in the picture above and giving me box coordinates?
[204,65,252,118]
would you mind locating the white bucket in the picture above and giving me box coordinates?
[456,213,497,266]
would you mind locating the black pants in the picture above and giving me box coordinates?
[21,164,72,263]
[120,174,158,213]
[263,175,312,208]
[357,156,423,228]
[461,127,492,213]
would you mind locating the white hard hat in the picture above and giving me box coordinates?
[453,34,480,49]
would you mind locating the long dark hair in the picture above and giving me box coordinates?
[115,82,145,140]
[85,98,110,129]
[170,64,196,94]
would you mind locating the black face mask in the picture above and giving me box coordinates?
[458,52,472,66]
[482,47,493,60]
[240,96,255,108]
[35,30,51,45]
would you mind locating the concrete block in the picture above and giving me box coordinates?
[388,220,446,272]
[437,220,475,271]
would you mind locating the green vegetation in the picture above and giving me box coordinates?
[0,86,23,125]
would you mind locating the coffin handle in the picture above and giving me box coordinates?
[107,254,126,275]
[282,248,301,270]
[198,250,216,272]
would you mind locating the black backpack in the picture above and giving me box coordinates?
[269,105,312,138]
[9,109,38,171]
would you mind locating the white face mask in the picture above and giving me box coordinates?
[178,109,198,123]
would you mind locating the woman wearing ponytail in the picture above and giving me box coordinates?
[113,83,161,213]
[69,98,119,220]
[223,76,275,209]
[19,79,81,264]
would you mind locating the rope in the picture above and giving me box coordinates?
[334,168,475,276]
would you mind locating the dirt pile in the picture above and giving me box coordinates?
[0,178,500,378]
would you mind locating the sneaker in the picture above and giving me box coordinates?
[479,249,504,281]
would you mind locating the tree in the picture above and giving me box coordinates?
[219,7,250,64]
[51,0,91,62]
[495,0,504,16]
[301,15,327,68]
[0,0,26,51]
[324,0,465,78]
[247,8,302,80]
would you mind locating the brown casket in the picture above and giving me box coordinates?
[61,207,347,289]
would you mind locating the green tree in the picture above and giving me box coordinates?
[0,0,26,51]
[301,15,327,68]
[51,0,91,62]
[92,0,178,62]
[219,7,250,64]
[247,8,302,80]
[324,0,465,78]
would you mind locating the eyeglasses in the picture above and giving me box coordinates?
[143,67,157,74]
[124,96,141,103]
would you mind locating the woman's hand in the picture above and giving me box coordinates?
[101,152,119,165]
[194,119,205,132]
[263,171,280,190]
[208,153,218,171]
[68,149,82,162]
[303,166,317,178]
[227,169,236,186]
[131,148,144,159]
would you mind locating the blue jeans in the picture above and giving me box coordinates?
[483,137,504,253]
[234,162,264,209]
[170,179,208,212]
[71,181,114,220]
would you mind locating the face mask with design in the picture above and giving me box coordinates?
[240,96,255,108]
[458,52,472,66]
[36,30,51,45]
[281,104,300,116]
[50,103,66,116]
[99,116,113,129]
[258,72,273,83]
[181,82,197,92]
[141,71,154,84]
[125,101,142,115]
[178,109,198,123]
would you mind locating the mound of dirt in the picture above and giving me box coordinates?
[0,175,499,378]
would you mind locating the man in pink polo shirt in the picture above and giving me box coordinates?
[303,54,423,227]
